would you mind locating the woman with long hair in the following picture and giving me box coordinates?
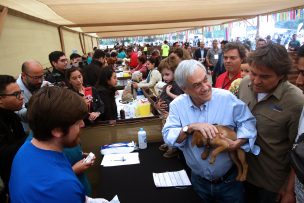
[65,67,104,123]
[96,66,118,124]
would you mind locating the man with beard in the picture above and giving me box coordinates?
[162,59,259,202]
[9,87,109,203]
[0,75,27,202]
[16,60,50,133]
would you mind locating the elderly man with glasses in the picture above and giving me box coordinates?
[16,60,51,133]
[0,75,27,202]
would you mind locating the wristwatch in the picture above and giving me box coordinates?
[182,125,189,134]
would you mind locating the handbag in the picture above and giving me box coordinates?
[290,133,304,184]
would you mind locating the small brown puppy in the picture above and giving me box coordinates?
[191,125,248,181]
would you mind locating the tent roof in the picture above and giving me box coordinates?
[1,0,304,38]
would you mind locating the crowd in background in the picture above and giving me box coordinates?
[1,32,304,203]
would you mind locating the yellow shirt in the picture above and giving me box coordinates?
[161,44,170,57]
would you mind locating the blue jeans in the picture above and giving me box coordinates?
[191,168,244,203]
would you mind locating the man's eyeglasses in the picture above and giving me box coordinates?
[0,90,24,99]
[59,59,68,63]
[25,73,44,80]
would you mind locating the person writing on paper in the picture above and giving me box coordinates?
[9,86,109,203]
[162,59,258,203]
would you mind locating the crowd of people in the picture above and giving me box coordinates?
[1,35,304,203]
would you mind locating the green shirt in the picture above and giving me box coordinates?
[161,44,170,57]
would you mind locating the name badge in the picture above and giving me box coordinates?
[214,54,219,60]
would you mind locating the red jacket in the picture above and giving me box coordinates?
[215,71,241,90]
[129,52,138,68]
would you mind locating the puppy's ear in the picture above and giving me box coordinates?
[191,131,199,147]
[192,131,204,147]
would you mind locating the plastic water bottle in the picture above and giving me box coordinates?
[138,128,147,149]
[120,109,125,119]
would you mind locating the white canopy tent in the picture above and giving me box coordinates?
[0,0,304,76]
[1,0,304,38]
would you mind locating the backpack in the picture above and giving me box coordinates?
[290,133,304,184]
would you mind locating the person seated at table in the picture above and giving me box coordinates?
[132,57,162,96]
[96,66,118,125]
[126,47,138,69]
[130,55,148,79]
[117,47,127,59]
[65,67,104,124]
[107,52,118,66]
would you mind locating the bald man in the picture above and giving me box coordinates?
[16,60,50,132]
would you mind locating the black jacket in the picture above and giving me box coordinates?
[83,60,103,87]
[193,48,208,60]
[96,86,118,121]
[45,68,66,87]
[159,81,184,112]
[0,108,26,199]
[69,87,105,125]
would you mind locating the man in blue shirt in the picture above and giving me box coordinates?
[9,87,109,203]
[162,59,259,203]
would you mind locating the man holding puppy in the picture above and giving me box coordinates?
[162,59,259,203]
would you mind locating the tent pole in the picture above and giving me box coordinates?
[256,15,260,41]
[0,7,8,36]
[58,26,65,53]
[82,34,86,54]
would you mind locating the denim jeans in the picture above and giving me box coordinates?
[191,168,244,203]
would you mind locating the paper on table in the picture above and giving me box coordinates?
[101,152,140,167]
[153,170,192,187]
[110,195,120,203]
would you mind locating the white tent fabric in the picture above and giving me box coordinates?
[1,0,304,37]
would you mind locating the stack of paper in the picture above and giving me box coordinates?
[101,152,140,167]
[100,141,136,155]
[152,170,192,187]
